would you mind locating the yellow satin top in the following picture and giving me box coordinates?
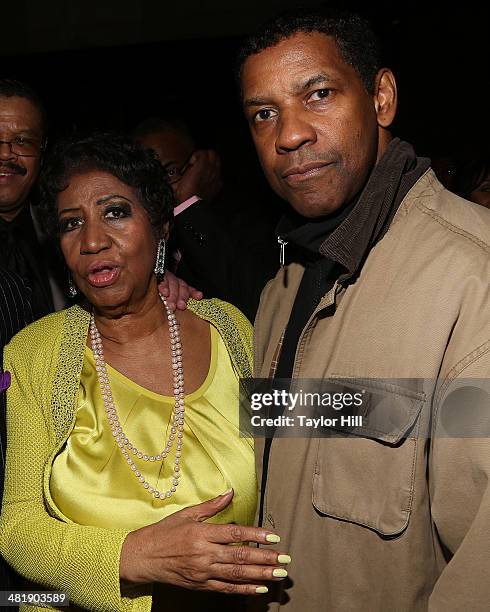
[50,325,256,530]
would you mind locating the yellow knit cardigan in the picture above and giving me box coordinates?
[0,300,253,612]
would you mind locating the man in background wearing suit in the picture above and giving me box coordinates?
[0,79,65,319]
[133,116,280,321]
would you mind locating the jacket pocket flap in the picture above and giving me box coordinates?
[325,377,426,445]
[312,379,425,536]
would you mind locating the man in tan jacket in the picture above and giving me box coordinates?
[236,9,490,612]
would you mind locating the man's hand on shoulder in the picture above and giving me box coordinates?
[159,271,203,311]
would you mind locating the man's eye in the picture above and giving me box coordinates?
[14,137,28,146]
[164,166,181,183]
[254,109,276,123]
[165,167,178,177]
[309,89,331,102]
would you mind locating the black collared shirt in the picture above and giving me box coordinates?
[273,199,356,380]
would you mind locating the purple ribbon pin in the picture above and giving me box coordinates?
[0,371,11,393]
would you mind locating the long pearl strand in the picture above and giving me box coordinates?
[89,294,184,499]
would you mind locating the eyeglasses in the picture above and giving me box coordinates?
[163,153,194,185]
[0,136,43,157]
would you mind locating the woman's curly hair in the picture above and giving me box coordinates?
[39,132,174,238]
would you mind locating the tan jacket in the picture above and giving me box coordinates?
[253,170,490,611]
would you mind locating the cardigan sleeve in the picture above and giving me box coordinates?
[0,332,142,612]
[0,302,249,612]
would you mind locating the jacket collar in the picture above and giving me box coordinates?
[277,139,430,277]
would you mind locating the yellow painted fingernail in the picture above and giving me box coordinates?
[256,586,268,594]
[277,554,291,564]
[273,568,288,578]
[265,534,281,543]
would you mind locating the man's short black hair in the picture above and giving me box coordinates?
[0,78,48,137]
[39,132,174,238]
[236,9,381,94]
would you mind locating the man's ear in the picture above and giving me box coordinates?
[373,69,397,128]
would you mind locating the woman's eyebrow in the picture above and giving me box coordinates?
[58,194,133,215]
[96,194,133,205]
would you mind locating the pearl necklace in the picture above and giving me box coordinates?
[89,294,184,499]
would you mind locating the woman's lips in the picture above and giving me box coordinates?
[87,266,120,288]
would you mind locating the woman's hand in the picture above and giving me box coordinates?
[120,489,290,595]
[159,271,203,311]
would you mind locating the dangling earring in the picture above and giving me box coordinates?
[68,275,77,298]
[154,238,166,279]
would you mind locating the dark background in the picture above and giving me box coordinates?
[2,0,488,192]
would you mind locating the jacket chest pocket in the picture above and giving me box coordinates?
[312,379,426,537]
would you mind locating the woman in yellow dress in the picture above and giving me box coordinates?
[0,134,289,611]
